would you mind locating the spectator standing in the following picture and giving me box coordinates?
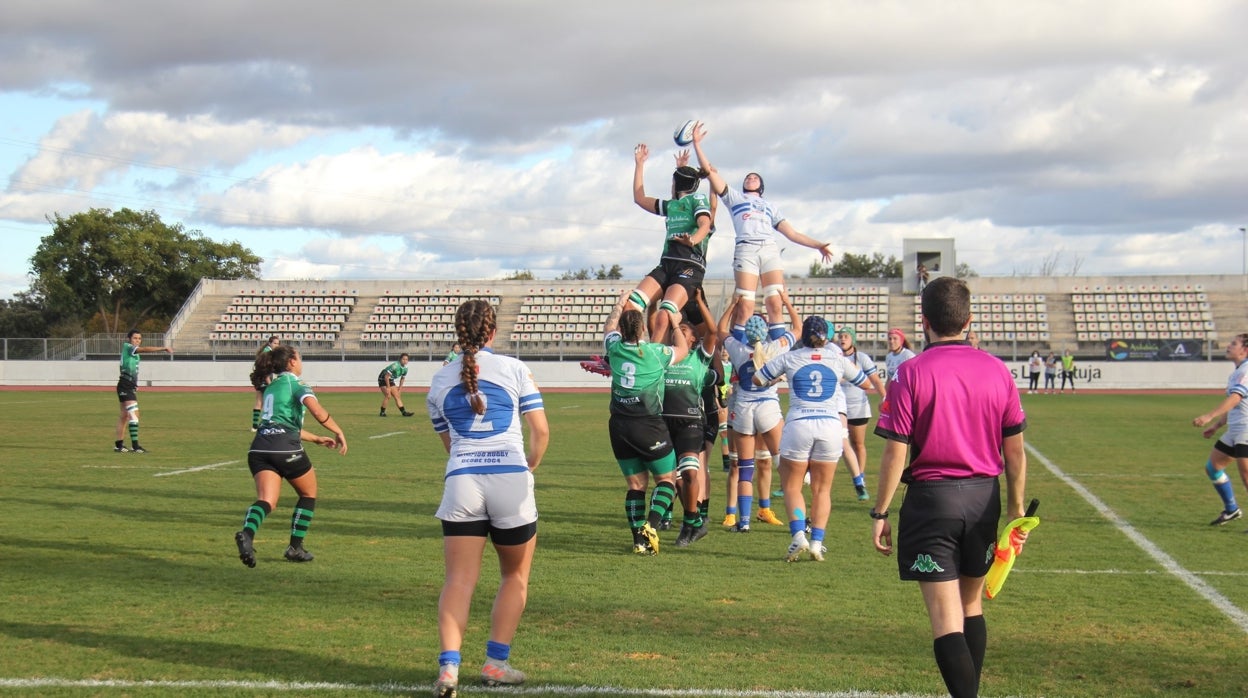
[1043,352,1058,394]
[1026,351,1042,394]
[1059,349,1077,393]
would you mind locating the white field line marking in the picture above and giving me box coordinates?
[560,404,581,410]
[369,431,407,439]
[0,678,942,697]
[1061,472,1186,478]
[1028,443,1248,634]
[1022,568,1248,577]
[152,460,238,477]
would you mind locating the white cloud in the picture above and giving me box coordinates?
[1,0,1247,301]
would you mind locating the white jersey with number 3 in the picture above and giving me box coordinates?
[758,346,866,422]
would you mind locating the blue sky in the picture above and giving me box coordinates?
[2,0,1247,300]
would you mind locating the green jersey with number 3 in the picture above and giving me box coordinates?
[605,332,673,418]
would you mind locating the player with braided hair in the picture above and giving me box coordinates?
[429,299,549,696]
[603,290,689,554]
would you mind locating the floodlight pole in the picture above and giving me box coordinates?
[1241,227,1247,293]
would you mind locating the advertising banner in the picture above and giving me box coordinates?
[1105,338,1204,361]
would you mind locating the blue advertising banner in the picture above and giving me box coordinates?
[1105,338,1204,361]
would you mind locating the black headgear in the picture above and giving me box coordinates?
[744,172,764,195]
[672,166,702,196]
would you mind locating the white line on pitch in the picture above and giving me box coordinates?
[0,678,943,697]
[370,431,407,439]
[560,404,581,409]
[1021,568,1248,577]
[1028,443,1248,635]
[152,460,238,477]
[1061,472,1186,478]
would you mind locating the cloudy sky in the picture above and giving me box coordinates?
[2,0,1246,300]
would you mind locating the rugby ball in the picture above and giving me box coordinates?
[673,120,696,147]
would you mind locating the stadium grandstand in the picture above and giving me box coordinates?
[164,274,1244,361]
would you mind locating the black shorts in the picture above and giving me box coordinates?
[1214,439,1248,459]
[682,290,707,326]
[897,476,1000,582]
[664,415,705,455]
[117,378,137,403]
[608,414,675,463]
[702,412,720,445]
[247,449,314,480]
[442,519,537,545]
[846,417,869,427]
[646,259,706,300]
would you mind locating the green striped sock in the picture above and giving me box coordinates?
[648,481,676,528]
[625,490,646,530]
[242,501,271,535]
[289,496,316,547]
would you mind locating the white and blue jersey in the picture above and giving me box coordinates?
[841,350,880,419]
[1224,359,1248,439]
[427,348,543,478]
[721,187,785,244]
[758,346,866,423]
[724,329,795,405]
[885,348,917,383]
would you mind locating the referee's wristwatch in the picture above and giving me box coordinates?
[869,508,889,520]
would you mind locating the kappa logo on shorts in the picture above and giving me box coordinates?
[285,454,302,463]
[985,543,996,565]
[909,554,945,574]
[648,440,670,451]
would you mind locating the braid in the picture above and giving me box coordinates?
[455,299,497,415]
[619,309,645,357]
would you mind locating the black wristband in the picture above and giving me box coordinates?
[869,508,889,520]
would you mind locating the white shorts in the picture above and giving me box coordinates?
[733,239,785,278]
[435,470,537,530]
[844,393,871,421]
[731,398,783,436]
[779,417,845,462]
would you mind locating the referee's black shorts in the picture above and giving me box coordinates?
[897,476,1000,582]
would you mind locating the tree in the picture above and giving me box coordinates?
[595,264,624,280]
[502,269,536,280]
[556,264,624,281]
[809,252,903,279]
[0,292,50,338]
[956,262,978,278]
[29,208,261,333]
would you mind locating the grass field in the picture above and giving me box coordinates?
[2,386,1248,697]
